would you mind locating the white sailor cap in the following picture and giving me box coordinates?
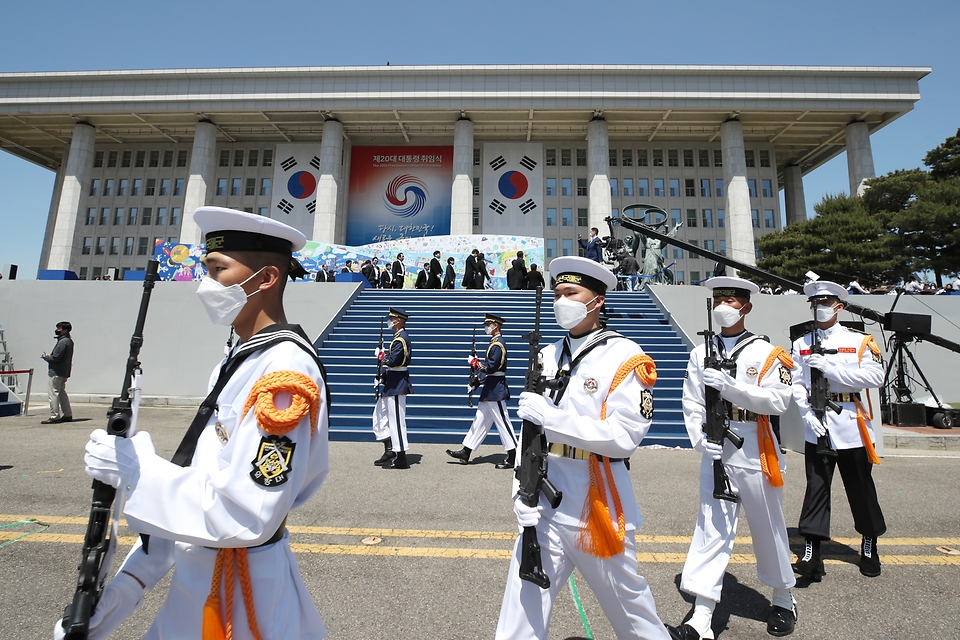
[704,276,759,298]
[803,280,849,301]
[548,256,617,293]
[194,206,307,254]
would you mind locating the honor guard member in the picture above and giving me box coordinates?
[373,307,414,469]
[669,275,798,640]
[446,313,518,468]
[791,281,886,581]
[72,207,331,640]
[496,256,671,640]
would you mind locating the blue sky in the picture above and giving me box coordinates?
[1,0,957,278]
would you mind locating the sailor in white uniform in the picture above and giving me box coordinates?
[495,256,670,640]
[69,207,330,640]
[669,275,797,640]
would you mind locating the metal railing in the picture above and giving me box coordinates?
[1,369,34,415]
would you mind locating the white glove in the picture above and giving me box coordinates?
[517,392,562,427]
[120,537,175,591]
[54,572,144,640]
[805,414,828,437]
[807,354,830,372]
[84,430,153,489]
[513,495,541,528]
[703,440,724,461]
[374,347,384,357]
[703,367,736,393]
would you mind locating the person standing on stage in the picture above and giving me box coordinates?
[428,250,443,289]
[41,321,74,424]
[442,256,457,289]
[463,248,479,289]
[391,253,406,289]
[791,280,886,581]
[446,313,517,469]
[474,252,491,289]
[495,256,670,640]
[380,262,392,288]
[373,307,414,469]
[525,264,545,290]
[578,227,604,263]
[668,275,798,640]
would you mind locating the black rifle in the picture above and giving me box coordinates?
[468,324,480,407]
[809,306,842,457]
[698,297,745,503]
[516,287,563,589]
[374,315,385,401]
[61,259,159,640]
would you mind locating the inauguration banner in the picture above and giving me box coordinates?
[271,143,323,240]
[482,142,543,236]
[345,146,453,246]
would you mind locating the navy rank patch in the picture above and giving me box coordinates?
[250,435,296,487]
[779,367,793,385]
[639,389,654,420]
[872,350,882,364]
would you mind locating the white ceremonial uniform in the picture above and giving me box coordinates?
[496,333,670,640]
[120,341,329,640]
[792,325,884,448]
[679,335,795,606]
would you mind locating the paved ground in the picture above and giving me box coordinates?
[1,404,958,639]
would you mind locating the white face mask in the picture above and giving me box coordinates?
[553,295,599,330]
[815,304,838,323]
[712,304,743,328]
[484,325,494,336]
[196,267,265,326]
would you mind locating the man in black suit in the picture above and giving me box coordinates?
[361,259,378,288]
[392,253,405,289]
[340,259,354,274]
[508,251,527,290]
[473,252,491,289]
[415,267,428,289]
[525,263,545,290]
[380,263,392,288]
[315,264,330,282]
[442,257,457,289]
[463,249,478,289]
[428,250,442,289]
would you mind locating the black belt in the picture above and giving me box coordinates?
[205,517,287,549]
[547,443,625,463]
[726,407,760,422]
[829,392,861,402]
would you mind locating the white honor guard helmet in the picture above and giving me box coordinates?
[804,280,849,301]
[704,276,760,298]
[548,256,618,294]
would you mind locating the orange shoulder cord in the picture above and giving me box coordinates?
[202,371,321,639]
[577,354,657,559]
[754,347,794,488]
[855,336,882,465]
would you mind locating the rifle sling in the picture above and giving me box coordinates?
[550,329,625,405]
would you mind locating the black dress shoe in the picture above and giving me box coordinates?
[494,449,516,469]
[385,451,410,469]
[373,450,396,466]
[792,541,825,582]
[859,537,881,577]
[40,417,62,425]
[445,447,471,464]
[767,605,796,637]
[666,623,701,640]
[60,416,73,422]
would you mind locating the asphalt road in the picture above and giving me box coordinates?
[1,404,958,639]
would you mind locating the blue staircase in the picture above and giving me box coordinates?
[315,289,689,447]
[0,383,22,417]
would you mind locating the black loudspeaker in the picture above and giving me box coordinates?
[890,402,927,427]
[883,312,931,335]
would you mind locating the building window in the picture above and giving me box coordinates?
[137,237,149,255]
[545,149,557,167]
[177,150,188,167]
[764,209,776,228]
[89,179,100,196]
[762,179,773,198]
[562,239,573,256]
[472,177,480,196]
[623,178,634,197]
[132,179,142,196]
[156,208,166,226]
[260,178,271,197]
[755,241,762,261]
[94,151,104,168]
[702,209,713,228]
[546,208,557,227]
[561,208,572,227]
[715,179,724,198]
[684,179,695,197]
[81,237,92,255]
[128,208,138,225]
[109,237,120,255]
[233,150,244,167]
[159,178,170,196]
[145,179,156,196]
[690,271,700,283]
[561,149,572,166]
[577,178,587,197]
[95,237,106,255]
[217,178,227,196]
[674,271,684,284]
[473,148,481,166]
[577,208,588,226]
[546,239,557,258]
[171,208,181,225]
[698,149,709,168]
[257,208,267,217]
[654,179,664,197]
[174,178,184,196]
[719,240,727,257]
[652,149,663,167]
[103,179,114,196]
[99,208,109,225]
[687,209,698,227]
[637,179,648,197]
[637,149,648,167]
[700,179,711,197]
[107,150,118,168]
[745,150,756,168]
[114,208,124,226]
[142,208,152,225]
[85,208,96,225]
[611,208,619,218]
[576,148,586,167]
[671,209,681,226]
[748,179,758,198]
[561,178,572,197]
[669,179,679,197]
[545,178,556,196]
[683,149,694,167]
[608,149,618,167]
[705,239,714,252]
[717,209,725,228]
[472,207,480,227]
[121,151,131,168]
[149,150,160,167]
[610,179,618,197]
[262,149,273,167]
[231,178,241,196]
[759,150,771,168]
[751,209,760,228]
[673,246,683,259]
[78,267,88,280]
[92,267,102,279]
[118,179,128,196]
[248,149,259,167]
[245,178,256,196]
[622,149,633,167]
[714,150,723,167]
[668,149,679,167]
[135,150,146,168]
[162,150,173,167]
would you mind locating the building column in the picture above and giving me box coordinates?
[45,122,96,271]
[782,165,807,226]
[313,119,344,244]
[180,120,217,245]
[450,118,474,235]
[846,121,875,197]
[37,163,67,273]
[720,119,755,269]
[587,118,611,232]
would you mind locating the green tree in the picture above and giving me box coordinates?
[923,127,960,180]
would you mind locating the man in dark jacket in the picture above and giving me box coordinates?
[463,249,478,289]
[380,263,392,288]
[619,252,641,291]
[578,227,605,263]
[361,259,378,288]
[392,253,406,289]
[415,268,428,289]
[442,257,457,289]
[508,251,527,290]
[525,264,546,290]
[474,253,491,289]
[41,321,74,424]
[428,251,443,289]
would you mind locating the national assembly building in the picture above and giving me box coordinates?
[0,64,928,281]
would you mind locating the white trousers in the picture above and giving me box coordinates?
[495,521,670,640]
[680,457,795,602]
[372,395,409,452]
[462,400,517,451]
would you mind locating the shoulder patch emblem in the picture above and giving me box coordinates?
[639,389,654,420]
[215,421,229,445]
[872,350,882,364]
[779,367,793,385]
[250,435,296,487]
[745,366,759,379]
[584,377,599,394]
